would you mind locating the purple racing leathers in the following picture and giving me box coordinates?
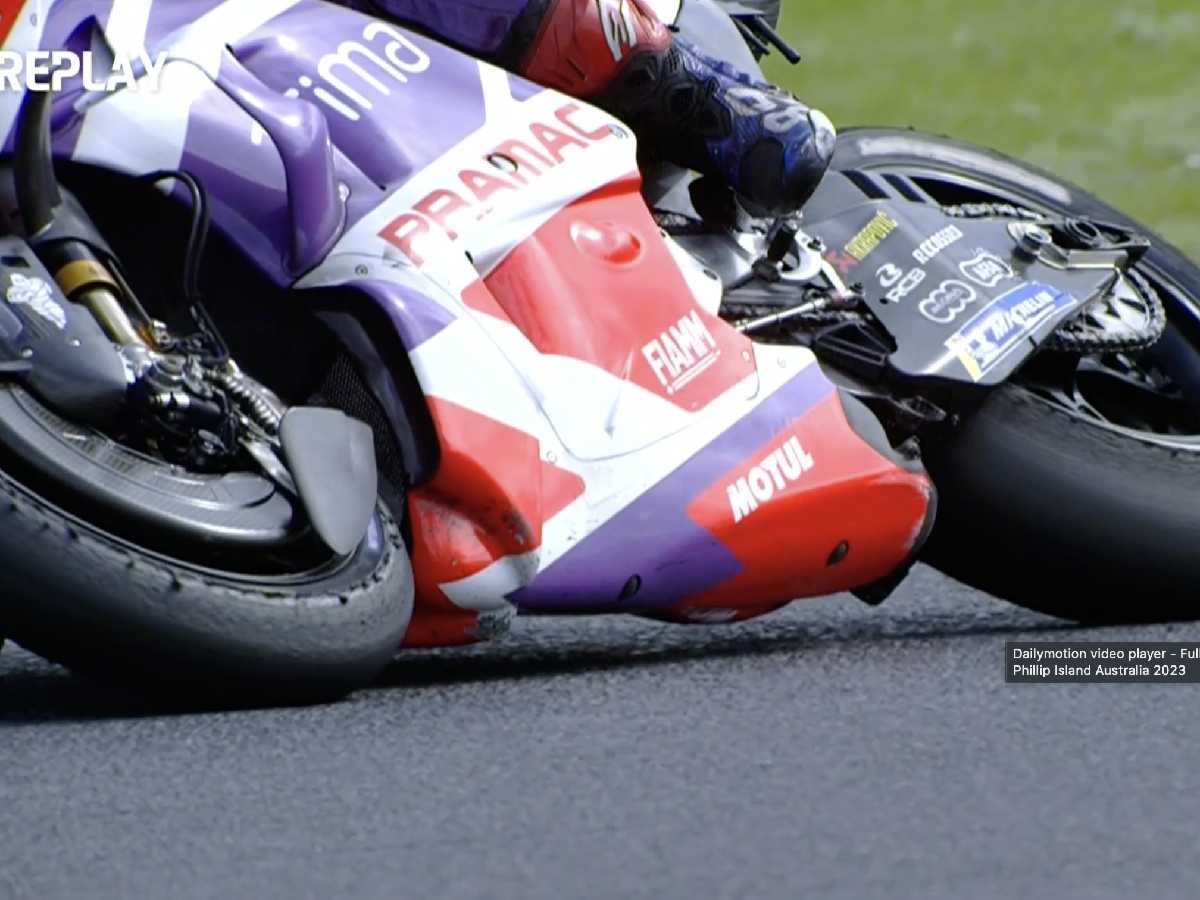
[342,0,536,55]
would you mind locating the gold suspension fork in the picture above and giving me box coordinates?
[45,242,157,348]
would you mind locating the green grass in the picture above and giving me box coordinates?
[765,0,1200,258]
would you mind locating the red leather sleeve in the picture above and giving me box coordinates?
[519,0,671,97]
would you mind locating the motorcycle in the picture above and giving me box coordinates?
[0,0,1196,700]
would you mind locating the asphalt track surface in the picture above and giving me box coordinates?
[3,565,1198,900]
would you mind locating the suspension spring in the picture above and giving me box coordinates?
[210,369,284,434]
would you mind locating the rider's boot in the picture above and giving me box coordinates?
[515,0,836,216]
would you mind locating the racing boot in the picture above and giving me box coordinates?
[517,0,836,216]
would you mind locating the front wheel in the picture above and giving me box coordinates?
[832,127,1200,622]
[0,386,414,702]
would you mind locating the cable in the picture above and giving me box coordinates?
[135,170,228,361]
[137,170,210,304]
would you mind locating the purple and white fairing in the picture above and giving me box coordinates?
[0,1,898,624]
[5,0,522,281]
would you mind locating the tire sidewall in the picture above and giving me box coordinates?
[0,461,415,697]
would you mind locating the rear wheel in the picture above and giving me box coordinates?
[921,382,1200,621]
[832,128,1200,621]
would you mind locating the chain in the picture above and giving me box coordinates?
[721,204,1164,353]
[1046,267,1166,354]
[944,204,1165,354]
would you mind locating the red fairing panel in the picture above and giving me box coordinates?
[384,101,928,642]
[405,396,584,647]
[0,1,19,46]
[483,176,756,412]
[669,391,933,620]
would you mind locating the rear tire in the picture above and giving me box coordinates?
[922,385,1200,622]
[833,127,1200,621]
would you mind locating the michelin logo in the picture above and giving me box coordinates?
[726,435,816,524]
[947,281,1078,381]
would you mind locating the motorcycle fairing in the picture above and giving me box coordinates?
[308,68,763,462]
[1,0,513,281]
[395,331,931,641]
[507,359,933,616]
[2,0,934,644]
[231,5,487,195]
[303,212,930,641]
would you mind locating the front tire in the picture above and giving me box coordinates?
[0,452,414,703]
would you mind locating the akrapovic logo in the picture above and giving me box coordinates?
[0,50,168,93]
[726,436,816,524]
[642,310,720,395]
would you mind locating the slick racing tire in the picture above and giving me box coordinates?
[0,468,413,701]
[920,383,1200,623]
[834,127,1200,623]
[0,389,414,702]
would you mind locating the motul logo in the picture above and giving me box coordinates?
[726,436,816,524]
[642,310,720,395]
